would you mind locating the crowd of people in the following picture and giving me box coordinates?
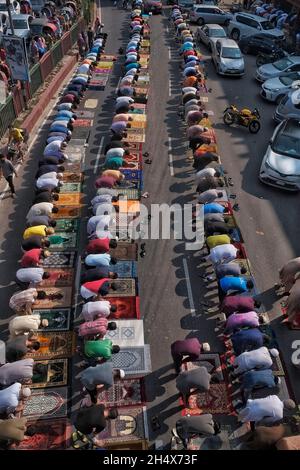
[168,5,300,450]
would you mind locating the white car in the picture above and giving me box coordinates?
[255,56,300,82]
[227,12,285,42]
[196,24,227,50]
[212,38,244,77]
[261,72,300,103]
[6,13,33,40]
[0,0,20,15]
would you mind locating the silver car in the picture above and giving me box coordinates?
[255,56,300,83]
[273,89,300,123]
[189,5,232,26]
[261,72,300,103]
[196,24,227,50]
[227,12,285,42]
[212,38,245,76]
[259,118,300,191]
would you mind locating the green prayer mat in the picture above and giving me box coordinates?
[54,219,80,233]
[49,232,78,251]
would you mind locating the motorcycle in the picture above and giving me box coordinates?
[223,105,261,134]
[256,49,287,67]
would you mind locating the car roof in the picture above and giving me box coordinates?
[217,38,238,47]
[205,24,224,29]
[194,4,220,9]
[290,56,300,64]
[235,12,271,23]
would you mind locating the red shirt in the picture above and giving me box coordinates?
[221,296,256,317]
[82,278,110,294]
[171,338,201,358]
[184,50,196,57]
[21,248,42,267]
[0,49,6,61]
[95,176,116,189]
[60,94,75,103]
[86,238,110,254]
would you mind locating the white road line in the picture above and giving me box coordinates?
[168,46,171,60]
[166,25,169,33]
[183,258,196,316]
[168,137,174,176]
[168,78,172,97]
[115,77,121,94]
[94,135,104,174]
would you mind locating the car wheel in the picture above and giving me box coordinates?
[276,94,284,105]
[231,29,240,41]
[197,18,204,26]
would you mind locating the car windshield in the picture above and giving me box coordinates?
[273,58,293,71]
[0,5,7,10]
[261,20,274,30]
[272,121,300,159]
[221,47,241,59]
[13,19,28,29]
[280,73,299,86]
[210,29,226,37]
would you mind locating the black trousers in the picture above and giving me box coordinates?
[6,175,15,194]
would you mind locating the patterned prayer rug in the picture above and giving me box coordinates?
[107,279,137,297]
[52,207,81,219]
[64,162,82,173]
[54,218,79,233]
[110,242,138,260]
[181,353,224,382]
[125,132,145,143]
[107,296,140,319]
[26,331,76,359]
[69,125,90,140]
[117,179,142,190]
[65,147,85,164]
[23,387,68,420]
[112,261,137,278]
[73,119,93,127]
[84,99,98,109]
[33,287,73,309]
[31,358,68,388]
[62,172,84,183]
[124,152,140,163]
[121,169,142,181]
[115,189,141,200]
[57,194,84,206]
[76,110,95,119]
[49,233,77,252]
[59,182,82,193]
[95,406,148,445]
[182,383,234,416]
[122,161,141,170]
[14,419,71,450]
[110,345,152,377]
[114,200,140,215]
[38,268,74,287]
[124,142,143,152]
[105,319,144,347]
[97,379,144,407]
[128,114,147,122]
[42,251,76,267]
[34,308,71,331]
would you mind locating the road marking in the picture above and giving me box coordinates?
[168,137,174,176]
[115,77,121,94]
[168,46,171,59]
[94,136,104,174]
[183,258,196,316]
[168,78,172,97]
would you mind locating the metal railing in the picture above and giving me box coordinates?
[0,95,16,140]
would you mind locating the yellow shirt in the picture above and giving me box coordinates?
[9,128,23,142]
[102,170,123,180]
[200,117,212,128]
[206,234,231,249]
[23,225,47,240]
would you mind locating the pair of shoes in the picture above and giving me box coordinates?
[140,251,146,258]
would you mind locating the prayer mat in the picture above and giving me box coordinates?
[130,108,146,115]
[23,387,68,420]
[52,207,81,219]
[225,215,238,229]
[68,139,86,147]
[76,110,95,119]
[33,287,73,309]
[95,406,148,444]
[71,127,91,140]
[181,353,224,382]
[54,218,79,232]
[128,114,147,122]
[121,161,141,170]
[99,55,116,61]
[84,99,98,109]
[57,193,84,206]
[117,179,142,190]
[110,345,152,377]
[96,61,114,68]
[141,40,150,47]
[125,132,145,143]
[59,182,82,193]
[271,354,286,377]
[121,169,142,181]
[215,189,228,202]
[107,296,140,319]
[13,419,71,450]
[33,308,71,331]
[112,261,137,278]
[114,200,140,215]
[124,151,141,163]
[105,319,144,347]
[131,121,147,129]
[49,232,78,251]
[115,188,141,200]
[110,242,138,260]
[104,439,148,450]
[38,268,74,287]
[31,358,68,388]
[73,119,93,127]
[124,142,143,152]
[182,383,234,416]
[26,331,76,359]
[188,424,243,451]
[65,147,85,164]
[62,173,84,184]
[106,278,137,297]
[97,379,144,407]
[63,162,82,173]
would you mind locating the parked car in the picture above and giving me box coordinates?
[189,5,232,26]
[256,56,300,83]
[196,23,226,49]
[261,72,300,104]
[30,0,45,14]
[0,0,20,15]
[227,12,285,42]
[239,33,284,55]
[6,13,33,40]
[143,0,162,14]
[177,0,195,12]
[212,38,244,76]
[259,118,300,191]
[29,18,57,38]
[273,89,300,123]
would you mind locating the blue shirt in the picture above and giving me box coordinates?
[85,253,111,267]
[125,62,140,71]
[231,328,264,355]
[241,369,276,391]
[219,276,247,294]
[204,203,225,214]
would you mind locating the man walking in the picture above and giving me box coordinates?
[0,153,17,198]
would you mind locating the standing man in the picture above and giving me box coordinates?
[0,154,17,198]
[87,26,94,50]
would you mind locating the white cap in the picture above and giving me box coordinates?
[22,387,32,398]
[119,369,125,379]
[202,342,210,352]
[270,348,279,358]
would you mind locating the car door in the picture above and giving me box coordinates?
[213,40,221,66]
[212,8,223,24]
